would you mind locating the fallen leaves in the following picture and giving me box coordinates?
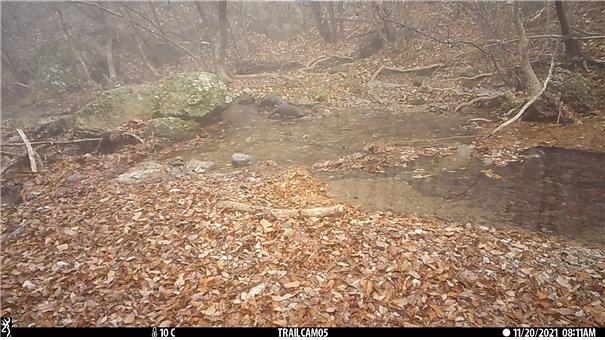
[1,151,603,328]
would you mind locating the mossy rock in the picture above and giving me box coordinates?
[146,117,201,141]
[74,85,159,133]
[157,72,227,124]
[549,67,596,113]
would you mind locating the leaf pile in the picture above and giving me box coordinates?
[1,151,604,327]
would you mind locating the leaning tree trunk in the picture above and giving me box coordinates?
[54,5,95,84]
[554,1,583,62]
[215,0,232,83]
[513,2,541,95]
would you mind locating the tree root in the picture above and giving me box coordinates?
[452,72,495,81]
[373,63,444,80]
[304,55,353,71]
[216,200,346,218]
[454,91,508,112]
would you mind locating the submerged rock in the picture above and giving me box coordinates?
[232,153,253,166]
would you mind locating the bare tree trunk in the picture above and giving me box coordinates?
[96,6,117,80]
[310,2,334,43]
[327,3,338,41]
[54,4,95,84]
[121,4,158,76]
[215,0,233,83]
[554,1,582,61]
[335,1,345,39]
[513,2,541,94]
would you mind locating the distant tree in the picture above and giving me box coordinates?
[215,0,232,83]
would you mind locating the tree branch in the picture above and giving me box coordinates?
[491,44,558,136]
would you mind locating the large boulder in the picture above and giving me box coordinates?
[74,85,159,133]
[157,72,227,124]
[147,117,201,141]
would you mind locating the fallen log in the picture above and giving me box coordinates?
[374,63,445,79]
[452,72,495,81]
[2,137,102,147]
[16,129,37,173]
[216,200,346,218]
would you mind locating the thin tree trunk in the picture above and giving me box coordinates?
[310,2,333,43]
[327,3,338,42]
[148,1,165,35]
[554,1,582,61]
[215,0,232,83]
[120,4,158,76]
[513,2,541,94]
[105,35,117,79]
[335,1,345,39]
[96,7,117,79]
[54,5,95,84]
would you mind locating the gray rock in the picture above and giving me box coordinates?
[157,72,227,122]
[117,162,164,183]
[167,156,185,167]
[366,80,400,89]
[66,174,88,183]
[295,96,318,107]
[231,153,253,167]
[184,159,215,173]
[146,117,201,141]
[408,96,427,105]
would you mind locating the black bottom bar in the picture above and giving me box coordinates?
[9,326,604,337]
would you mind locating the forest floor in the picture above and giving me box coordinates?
[2,14,605,327]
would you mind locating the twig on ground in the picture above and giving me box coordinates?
[216,201,346,218]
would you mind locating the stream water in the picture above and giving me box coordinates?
[168,104,605,245]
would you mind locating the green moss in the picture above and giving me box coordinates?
[74,84,159,133]
[307,87,329,102]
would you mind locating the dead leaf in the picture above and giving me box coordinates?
[271,293,295,302]
[56,244,69,251]
[283,281,300,288]
[247,283,266,299]
[555,276,572,290]
[123,313,135,323]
